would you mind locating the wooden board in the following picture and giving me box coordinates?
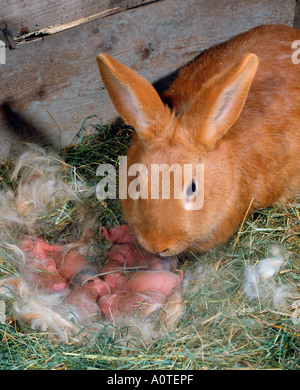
[294,0,300,27]
[0,0,296,158]
[0,0,155,37]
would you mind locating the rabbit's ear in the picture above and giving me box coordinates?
[96,54,169,139]
[183,53,259,150]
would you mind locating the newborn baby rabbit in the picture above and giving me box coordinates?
[21,229,183,321]
[97,24,300,255]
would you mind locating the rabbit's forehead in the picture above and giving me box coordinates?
[141,144,201,167]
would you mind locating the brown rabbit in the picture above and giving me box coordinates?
[96,25,300,255]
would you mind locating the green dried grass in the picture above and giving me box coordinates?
[0,118,299,370]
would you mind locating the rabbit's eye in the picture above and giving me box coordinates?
[185,178,197,200]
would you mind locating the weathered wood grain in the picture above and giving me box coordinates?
[0,0,296,158]
[0,0,155,37]
[294,0,300,28]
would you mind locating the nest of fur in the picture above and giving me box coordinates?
[0,142,184,344]
[0,122,299,369]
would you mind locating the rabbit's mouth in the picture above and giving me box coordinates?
[135,231,189,257]
[156,245,187,257]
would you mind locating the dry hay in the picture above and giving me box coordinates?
[0,120,299,370]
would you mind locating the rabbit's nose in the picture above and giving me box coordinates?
[152,244,170,255]
[145,232,171,254]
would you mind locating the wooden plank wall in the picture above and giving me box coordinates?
[294,0,300,28]
[0,0,155,38]
[0,0,297,158]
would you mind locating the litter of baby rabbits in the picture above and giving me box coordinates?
[0,142,185,343]
[0,122,299,370]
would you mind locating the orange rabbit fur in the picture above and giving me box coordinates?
[96,25,300,255]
